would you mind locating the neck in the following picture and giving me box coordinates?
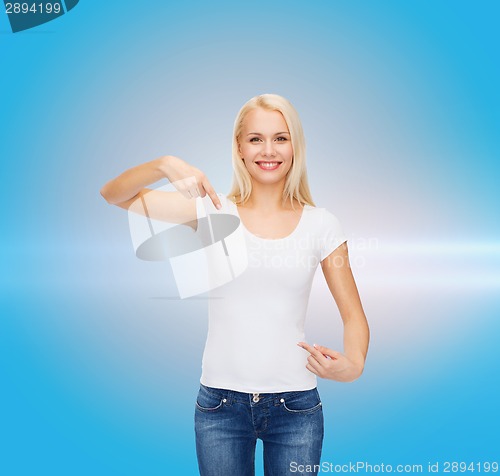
[244,180,290,211]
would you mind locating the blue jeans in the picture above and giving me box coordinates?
[194,384,324,476]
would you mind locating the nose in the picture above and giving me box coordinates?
[262,140,276,157]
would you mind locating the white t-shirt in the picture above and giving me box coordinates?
[195,194,348,393]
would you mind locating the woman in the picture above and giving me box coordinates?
[101,94,369,476]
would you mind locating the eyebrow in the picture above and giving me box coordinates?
[246,131,290,136]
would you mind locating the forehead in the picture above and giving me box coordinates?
[242,108,289,133]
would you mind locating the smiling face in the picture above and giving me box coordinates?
[237,107,294,188]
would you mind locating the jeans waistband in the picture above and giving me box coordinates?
[200,383,318,406]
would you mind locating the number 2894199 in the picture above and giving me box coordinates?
[5,3,62,14]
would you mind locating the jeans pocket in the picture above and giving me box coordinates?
[195,385,225,413]
[281,388,323,415]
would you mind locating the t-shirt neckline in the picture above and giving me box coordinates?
[230,199,310,241]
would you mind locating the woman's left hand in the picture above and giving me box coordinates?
[297,342,364,382]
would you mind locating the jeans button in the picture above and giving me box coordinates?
[252,393,260,403]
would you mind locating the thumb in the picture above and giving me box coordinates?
[313,344,341,359]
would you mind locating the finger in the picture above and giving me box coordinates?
[313,344,342,360]
[297,341,314,353]
[201,179,221,210]
[307,355,324,374]
[179,189,192,200]
[306,363,320,376]
[172,177,195,198]
[188,186,200,198]
[297,341,328,363]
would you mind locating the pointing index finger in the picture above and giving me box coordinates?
[297,341,327,361]
[202,179,222,210]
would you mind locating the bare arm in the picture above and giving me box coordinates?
[100,155,221,226]
[298,242,370,382]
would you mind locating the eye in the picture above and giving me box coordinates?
[276,136,288,142]
[249,137,261,142]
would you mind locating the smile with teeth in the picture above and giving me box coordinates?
[255,161,282,170]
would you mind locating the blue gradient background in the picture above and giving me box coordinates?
[1,1,499,475]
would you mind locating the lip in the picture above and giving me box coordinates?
[255,161,282,171]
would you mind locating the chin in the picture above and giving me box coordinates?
[252,176,288,187]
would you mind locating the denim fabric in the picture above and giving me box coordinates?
[194,384,324,476]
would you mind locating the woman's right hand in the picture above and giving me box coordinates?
[162,155,221,210]
[100,155,221,228]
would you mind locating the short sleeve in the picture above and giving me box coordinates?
[319,209,348,261]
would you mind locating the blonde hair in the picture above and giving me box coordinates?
[227,94,315,208]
